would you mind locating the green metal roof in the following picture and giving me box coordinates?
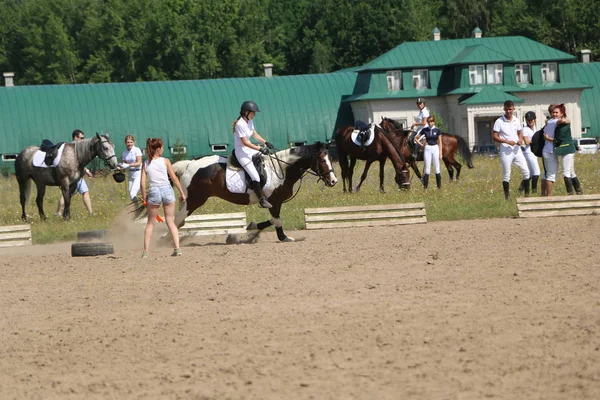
[447,45,514,64]
[573,62,600,136]
[359,36,576,71]
[458,87,524,105]
[0,72,356,157]
[447,81,592,95]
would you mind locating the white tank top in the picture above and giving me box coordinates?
[145,157,170,187]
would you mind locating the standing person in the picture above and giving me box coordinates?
[519,111,541,194]
[541,105,559,196]
[492,101,531,199]
[56,129,93,215]
[415,116,443,189]
[140,138,186,258]
[552,104,582,195]
[410,97,429,158]
[233,100,274,209]
[120,134,143,200]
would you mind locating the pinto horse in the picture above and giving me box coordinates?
[171,141,337,243]
[334,123,410,193]
[380,117,474,181]
[15,133,119,221]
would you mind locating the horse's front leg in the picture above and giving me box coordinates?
[269,202,294,242]
[410,158,422,180]
[34,183,47,221]
[378,159,386,193]
[348,157,357,193]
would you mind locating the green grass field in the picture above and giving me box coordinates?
[2,153,599,244]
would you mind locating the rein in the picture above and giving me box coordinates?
[264,148,334,184]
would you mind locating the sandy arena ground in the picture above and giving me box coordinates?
[1,215,599,399]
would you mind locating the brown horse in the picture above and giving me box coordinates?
[169,142,337,243]
[380,117,474,181]
[334,123,410,193]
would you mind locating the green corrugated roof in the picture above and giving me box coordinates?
[458,87,524,105]
[447,81,592,95]
[448,45,514,64]
[573,62,600,137]
[0,72,356,157]
[359,36,576,71]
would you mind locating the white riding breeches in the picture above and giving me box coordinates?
[500,145,530,182]
[128,170,141,200]
[522,147,540,177]
[423,144,440,175]
[560,153,575,178]
[235,151,260,182]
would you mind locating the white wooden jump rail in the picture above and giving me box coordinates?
[0,224,32,247]
[179,212,247,236]
[304,203,427,230]
[516,194,600,218]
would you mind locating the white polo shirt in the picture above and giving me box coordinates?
[416,107,430,134]
[493,115,521,149]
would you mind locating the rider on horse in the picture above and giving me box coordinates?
[232,100,275,208]
[410,97,430,158]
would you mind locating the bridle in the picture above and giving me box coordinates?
[97,136,118,168]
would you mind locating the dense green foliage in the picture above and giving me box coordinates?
[0,0,598,85]
[2,153,599,244]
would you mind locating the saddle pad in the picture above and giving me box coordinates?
[225,161,273,195]
[32,143,66,168]
[351,124,376,147]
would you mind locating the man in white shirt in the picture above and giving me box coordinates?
[492,101,530,199]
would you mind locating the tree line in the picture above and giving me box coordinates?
[0,0,597,85]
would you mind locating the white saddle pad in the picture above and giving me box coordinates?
[351,124,376,147]
[32,143,66,168]
[225,161,272,195]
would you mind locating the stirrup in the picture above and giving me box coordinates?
[259,197,273,208]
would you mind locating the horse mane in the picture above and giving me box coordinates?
[172,160,191,179]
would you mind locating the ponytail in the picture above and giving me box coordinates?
[146,138,163,162]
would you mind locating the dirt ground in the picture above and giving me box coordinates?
[1,215,599,400]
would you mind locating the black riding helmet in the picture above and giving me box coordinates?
[113,171,125,183]
[525,111,536,121]
[240,100,260,114]
[416,97,426,104]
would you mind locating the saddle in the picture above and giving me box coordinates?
[40,139,65,167]
[228,150,267,188]
[354,120,371,151]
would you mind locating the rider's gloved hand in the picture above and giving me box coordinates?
[265,141,275,150]
[259,146,269,155]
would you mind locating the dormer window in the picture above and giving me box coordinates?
[469,65,485,85]
[386,71,401,90]
[486,64,503,84]
[515,64,531,84]
[412,69,429,89]
[541,62,558,82]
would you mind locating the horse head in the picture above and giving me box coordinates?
[310,141,338,187]
[380,117,404,133]
[94,133,119,170]
[395,166,411,190]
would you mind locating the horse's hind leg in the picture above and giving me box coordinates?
[454,161,462,181]
[18,178,30,221]
[443,158,455,181]
[355,160,374,193]
[34,183,47,221]
[348,157,356,193]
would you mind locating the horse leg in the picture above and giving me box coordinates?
[348,157,356,193]
[355,160,374,193]
[34,183,47,221]
[18,178,30,221]
[454,161,462,181]
[378,159,386,193]
[409,157,422,180]
[270,203,294,242]
[338,153,350,193]
[443,158,454,181]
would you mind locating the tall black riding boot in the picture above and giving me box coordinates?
[422,174,430,189]
[531,175,539,194]
[563,177,574,195]
[521,178,531,197]
[517,181,525,193]
[502,181,510,200]
[435,173,442,189]
[572,176,583,195]
[251,181,272,208]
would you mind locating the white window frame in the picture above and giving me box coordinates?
[1,154,17,162]
[486,64,503,84]
[541,62,558,82]
[170,145,187,155]
[386,71,401,90]
[469,65,485,85]
[515,63,530,84]
[412,69,429,89]
[211,144,228,152]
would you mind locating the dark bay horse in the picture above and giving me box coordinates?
[334,123,410,193]
[170,142,337,243]
[16,133,119,221]
[380,117,474,181]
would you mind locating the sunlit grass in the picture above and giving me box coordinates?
[2,153,599,244]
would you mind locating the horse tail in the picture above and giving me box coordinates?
[23,179,33,205]
[171,160,191,179]
[455,135,475,168]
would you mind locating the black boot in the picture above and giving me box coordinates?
[423,174,430,189]
[435,173,442,189]
[521,178,531,197]
[251,181,272,208]
[517,180,525,193]
[531,175,539,194]
[502,181,510,200]
[572,176,583,195]
[563,177,574,195]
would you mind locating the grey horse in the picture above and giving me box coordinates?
[15,133,119,221]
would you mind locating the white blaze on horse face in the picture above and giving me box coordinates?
[324,154,338,185]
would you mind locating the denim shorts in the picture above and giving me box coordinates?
[74,178,89,194]
[147,185,175,205]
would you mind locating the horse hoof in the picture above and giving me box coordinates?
[280,236,295,243]
[246,222,258,231]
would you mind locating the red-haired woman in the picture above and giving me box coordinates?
[552,104,582,194]
[140,138,186,257]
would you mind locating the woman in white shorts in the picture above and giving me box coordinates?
[520,111,541,194]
